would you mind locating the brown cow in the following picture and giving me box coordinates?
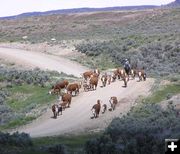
[130,69,136,79]
[59,93,72,108]
[60,101,69,110]
[91,100,101,118]
[49,80,69,94]
[118,68,129,80]
[93,69,100,77]
[89,76,98,90]
[66,82,81,96]
[107,75,112,85]
[109,96,118,111]
[121,74,129,87]
[138,69,146,81]
[82,71,94,81]
[92,73,99,78]
[101,73,108,87]
[113,69,120,80]
[111,73,117,82]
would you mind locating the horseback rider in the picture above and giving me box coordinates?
[123,59,131,75]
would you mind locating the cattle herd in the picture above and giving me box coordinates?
[49,67,146,119]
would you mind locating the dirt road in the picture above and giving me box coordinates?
[16,78,154,137]
[0,47,154,137]
[0,47,87,77]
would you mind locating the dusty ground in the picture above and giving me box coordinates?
[0,41,78,56]
[0,47,154,137]
[16,78,154,137]
[0,47,87,77]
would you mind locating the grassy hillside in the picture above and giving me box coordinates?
[0,7,180,154]
[0,9,177,43]
[1,8,179,76]
[75,8,180,76]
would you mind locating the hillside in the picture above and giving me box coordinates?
[0,5,157,19]
[0,8,180,77]
[0,7,180,154]
[0,9,161,42]
[167,0,180,7]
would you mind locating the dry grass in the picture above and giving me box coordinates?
[0,9,168,43]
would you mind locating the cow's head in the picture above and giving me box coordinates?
[109,97,114,104]
[48,89,54,95]
[58,95,62,101]
[97,99,101,105]
[64,89,68,94]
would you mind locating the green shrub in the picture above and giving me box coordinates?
[85,104,180,154]
[43,144,67,154]
[0,131,32,147]
[76,38,180,77]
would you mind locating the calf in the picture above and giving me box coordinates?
[52,104,59,118]
[109,97,118,111]
[102,104,107,114]
[91,100,101,118]
[59,93,72,108]
[138,69,146,81]
[101,74,108,87]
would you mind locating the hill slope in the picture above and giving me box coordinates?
[167,0,180,7]
[0,5,157,19]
